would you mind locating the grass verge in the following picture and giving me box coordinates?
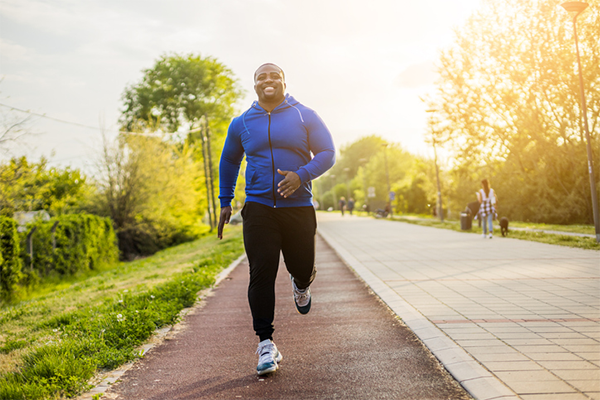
[0,226,244,399]
[392,216,599,250]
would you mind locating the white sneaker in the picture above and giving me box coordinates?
[256,339,283,375]
[482,233,486,238]
[488,233,493,239]
[290,274,311,314]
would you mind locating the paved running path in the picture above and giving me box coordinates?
[317,212,600,400]
[104,235,470,400]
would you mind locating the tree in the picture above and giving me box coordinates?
[93,132,204,259]
[394,158,438,215]
[120,53,243,132]
[319,135,387,198]
[331,135,387,177]
[1,81,37,155]
[425,0,599,223]
[317,135,416,212]
[119,53,244,228]
[0,114,30,150]
[0,110,34,156]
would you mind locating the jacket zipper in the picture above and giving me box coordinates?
[267,112,277,208]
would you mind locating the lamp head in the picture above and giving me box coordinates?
[561,1,589,14]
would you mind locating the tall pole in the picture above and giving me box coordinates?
[432,138,444,223]
[204,116,218,231]
[359,158,368,213]
[561,2,600,243]
[198,118,213,230]
[382,144,393,218]
[330,175,337,210]
[426,108,444,222]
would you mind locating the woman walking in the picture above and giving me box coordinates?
[477,179,497,239]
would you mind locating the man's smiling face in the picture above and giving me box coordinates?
[254,64,286,105]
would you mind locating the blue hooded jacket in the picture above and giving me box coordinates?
[219,94,335,208]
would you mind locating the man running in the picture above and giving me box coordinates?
[218,63,335,376]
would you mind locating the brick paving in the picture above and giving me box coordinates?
[317,212,600,400]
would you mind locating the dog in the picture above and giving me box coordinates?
[499,217,509,237]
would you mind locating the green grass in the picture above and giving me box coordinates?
[0,226,244,399]
[394,213,595,235]
[391,215,600,250]
[508,221,595,235]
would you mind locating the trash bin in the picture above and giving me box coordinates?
[460,212,472,230]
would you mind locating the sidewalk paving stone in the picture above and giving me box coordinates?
[317,213,599,400]
[521,395,590,400]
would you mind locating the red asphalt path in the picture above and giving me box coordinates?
[105,235,471,399]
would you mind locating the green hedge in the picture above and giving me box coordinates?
[0,217,22,298]
[21,214,118,278]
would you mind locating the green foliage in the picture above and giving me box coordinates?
[0,217,22,298]
[22,214,118,279]
[120,52,244,133]
[425,0,600,224]
[0,229,244,399]
[329,135,387,178]
[0,157,94,217]
[93,133,205,259]
[0,338,29,354]
[317,135,426,212]
[395,176,432,214]
[108,54,245,257]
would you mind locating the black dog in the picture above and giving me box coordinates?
[500,217,509,237]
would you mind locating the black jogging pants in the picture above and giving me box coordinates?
[241,201,317,342]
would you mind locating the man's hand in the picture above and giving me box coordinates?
[277,169,301,198]
[218,206,232,239]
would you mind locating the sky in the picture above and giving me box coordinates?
[0,0,482,174]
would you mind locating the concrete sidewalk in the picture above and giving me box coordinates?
[317,212,600,400]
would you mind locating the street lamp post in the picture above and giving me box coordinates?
[561,1,600,243]
[330,174,337,210]
[382,143,393,218]
[426,109,444,223]
[359,158,368,213]
[432,137,444,223]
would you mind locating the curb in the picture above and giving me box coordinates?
[76,253,247,400]
[317,229,520,400]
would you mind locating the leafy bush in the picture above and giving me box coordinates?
[115,220,199,261]
[0,156,94,218]
[94,133,206,260]
[21,214,118,278]
[0,216,22,298]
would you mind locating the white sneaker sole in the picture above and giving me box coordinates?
[257,351,283,376]
[257,363,278,375]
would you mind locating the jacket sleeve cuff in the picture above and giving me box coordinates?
[296,168,310,184]
[219,198,232,208]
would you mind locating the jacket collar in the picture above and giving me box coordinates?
[251,93,298,113]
